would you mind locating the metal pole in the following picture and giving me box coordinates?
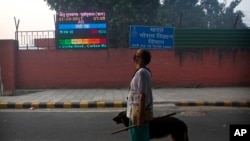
[14,17,20,41]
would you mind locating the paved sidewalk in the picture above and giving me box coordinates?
[0,87,249,109]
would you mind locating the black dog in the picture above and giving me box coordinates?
[113,111,189,141]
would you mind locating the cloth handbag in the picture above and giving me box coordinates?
[130,104,153,124]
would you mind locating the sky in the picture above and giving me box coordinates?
[0,0,249,39]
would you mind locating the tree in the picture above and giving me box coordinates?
[158,0,247,29]
[199,0,247,29]
[158,0,206,28]
[222,0,246,29]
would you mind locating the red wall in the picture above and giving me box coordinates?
[34,38,56,49]
[0,40,250,91]
[16,48,250,89]
[151,49,250,87]
[16,49,135,88]
[0,40,17,94]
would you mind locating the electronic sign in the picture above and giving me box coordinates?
[56,12,107,49]
[129,25,174,49]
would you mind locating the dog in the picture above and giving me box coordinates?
[113,111,189,141]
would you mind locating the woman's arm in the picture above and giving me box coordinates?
[137,92,145,126]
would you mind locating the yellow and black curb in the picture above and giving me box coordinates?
[174,101,250,107]
[0,101,126,109]
[0,101,249,109]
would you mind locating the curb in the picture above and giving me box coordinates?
[0,101,126,109]
[173,101,250,107]
[0,101,250,109]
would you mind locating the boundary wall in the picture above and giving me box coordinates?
[0,40,17,95]
[1,40,250,95]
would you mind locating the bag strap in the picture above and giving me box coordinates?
[131,66,151,79]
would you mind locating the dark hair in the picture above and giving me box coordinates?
[140,49,151,65]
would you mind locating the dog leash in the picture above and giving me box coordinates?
[111,112,176,135]
[111,125,137,135]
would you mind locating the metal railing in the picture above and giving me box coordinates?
[16,30,56,50]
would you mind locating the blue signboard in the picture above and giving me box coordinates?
[129,25,174,49]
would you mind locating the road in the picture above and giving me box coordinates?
[0,105,250,141]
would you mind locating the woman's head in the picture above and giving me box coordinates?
[133,49,151,66]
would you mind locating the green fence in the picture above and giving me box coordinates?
[16,29,250,49]
[174,29,250,48]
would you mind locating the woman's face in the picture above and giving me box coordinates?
[133,49,143,65]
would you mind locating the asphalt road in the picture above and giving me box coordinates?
[0,106,250,141]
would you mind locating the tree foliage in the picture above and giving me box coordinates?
[199,0,246,29]
[44,0,248,47]
[158,0,207,28]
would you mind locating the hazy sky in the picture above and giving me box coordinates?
[0,0,249,39]
[0,0,56,39]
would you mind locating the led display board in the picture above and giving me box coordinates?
[56,12,107,49]
[129,25,174,49]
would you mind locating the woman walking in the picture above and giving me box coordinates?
[127,49,153,141]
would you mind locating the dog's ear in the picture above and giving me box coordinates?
[119,110,126,115]
[119,111,126,116]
